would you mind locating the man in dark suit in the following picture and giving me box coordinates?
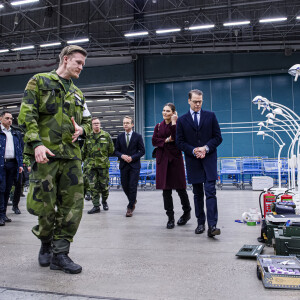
[0,111,23,226]
[176,89,222,237]
[115,116,145,217]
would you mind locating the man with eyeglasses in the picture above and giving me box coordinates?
[18,45,92,274]
[176,89,223,238]
[0,111,23,226]
[82,117,114,214]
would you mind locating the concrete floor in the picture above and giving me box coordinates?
[0,188,299,300]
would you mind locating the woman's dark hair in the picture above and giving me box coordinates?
[164,102,176,112]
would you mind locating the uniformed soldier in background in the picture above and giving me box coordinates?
[18,45,91,274]
[82,117,114,214]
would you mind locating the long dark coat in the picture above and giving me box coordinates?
[176,109,222,184]
[152,120,186,190]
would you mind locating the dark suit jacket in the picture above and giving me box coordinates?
[176,109,222,184]
[115,131,145,169]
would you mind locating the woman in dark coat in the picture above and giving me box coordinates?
[152,103,191,229]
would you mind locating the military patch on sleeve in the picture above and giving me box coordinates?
[25,78,37,91]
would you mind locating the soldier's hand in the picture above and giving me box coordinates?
[19,167,23,173]
[27,166,31,172]
[35,145,55,164]
[71,117,83,142]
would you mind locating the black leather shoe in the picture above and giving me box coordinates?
[50,253,82,274]
[177,211,191,226]
[195,224,205,234]
[12,206,21,214]
[102,202,109,211]
[87,206,100,214]
[208,226,221,237]
[4,216,12,222]
[39,242,52,267]
[0,219,5,226]
[167,219,175,229]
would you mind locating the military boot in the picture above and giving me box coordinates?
[38,242,52,267]
[102,201,109,211]
[88,206,100,214]
[50,253,82,274]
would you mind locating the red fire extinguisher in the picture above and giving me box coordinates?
[263,192,276,217]
[281,194,293,202]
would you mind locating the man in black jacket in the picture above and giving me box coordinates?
[115,116,145,217]
[0,111,23,226]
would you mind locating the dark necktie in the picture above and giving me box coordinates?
[193,112,198,128]
[126,133,130,147]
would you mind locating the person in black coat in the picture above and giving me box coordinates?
[176,89,222,237]
[152,103,191,229]
[115,116,145,217]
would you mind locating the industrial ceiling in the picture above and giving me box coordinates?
[0,0,300,61]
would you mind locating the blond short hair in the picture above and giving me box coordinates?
[59,45,87,65]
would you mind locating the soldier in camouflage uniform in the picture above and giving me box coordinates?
[82,117,114,214]
[18,45,91,274]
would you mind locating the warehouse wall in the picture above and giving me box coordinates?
[0,63,134,94]
[144,73,300,160]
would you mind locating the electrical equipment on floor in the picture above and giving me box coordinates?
[257,255,300,289]
[236,244,265,258]
[273,227,300,256]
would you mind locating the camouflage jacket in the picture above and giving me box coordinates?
[18,70,92,160]
[82,130,114,169]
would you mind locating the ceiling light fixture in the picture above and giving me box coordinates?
[223,21,250,26]
[113,98,126,101]
[297,16,300,20]
[105,111,116,113]
[259,17,287,23]
[156,28,181,34]
[11,0,39,6]
[0,4,4,8]
[85,100,93,103]
[97,99,110,102]
[6,105,18,108]
[40,42,61,48]
[127,90,134,93]
[12,45,34,51]
[106,91,121,94]
[124,31,148,37]
[189,24,215,30]
[0,49,9,53]
[119,110,130,113]
[67,38,89,44]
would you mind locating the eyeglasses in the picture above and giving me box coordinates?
[190,100,203,105]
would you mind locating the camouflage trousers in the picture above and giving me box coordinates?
[85,167,109,207]
[27,158,84,254]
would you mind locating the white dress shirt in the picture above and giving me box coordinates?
[1,124,15,158]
